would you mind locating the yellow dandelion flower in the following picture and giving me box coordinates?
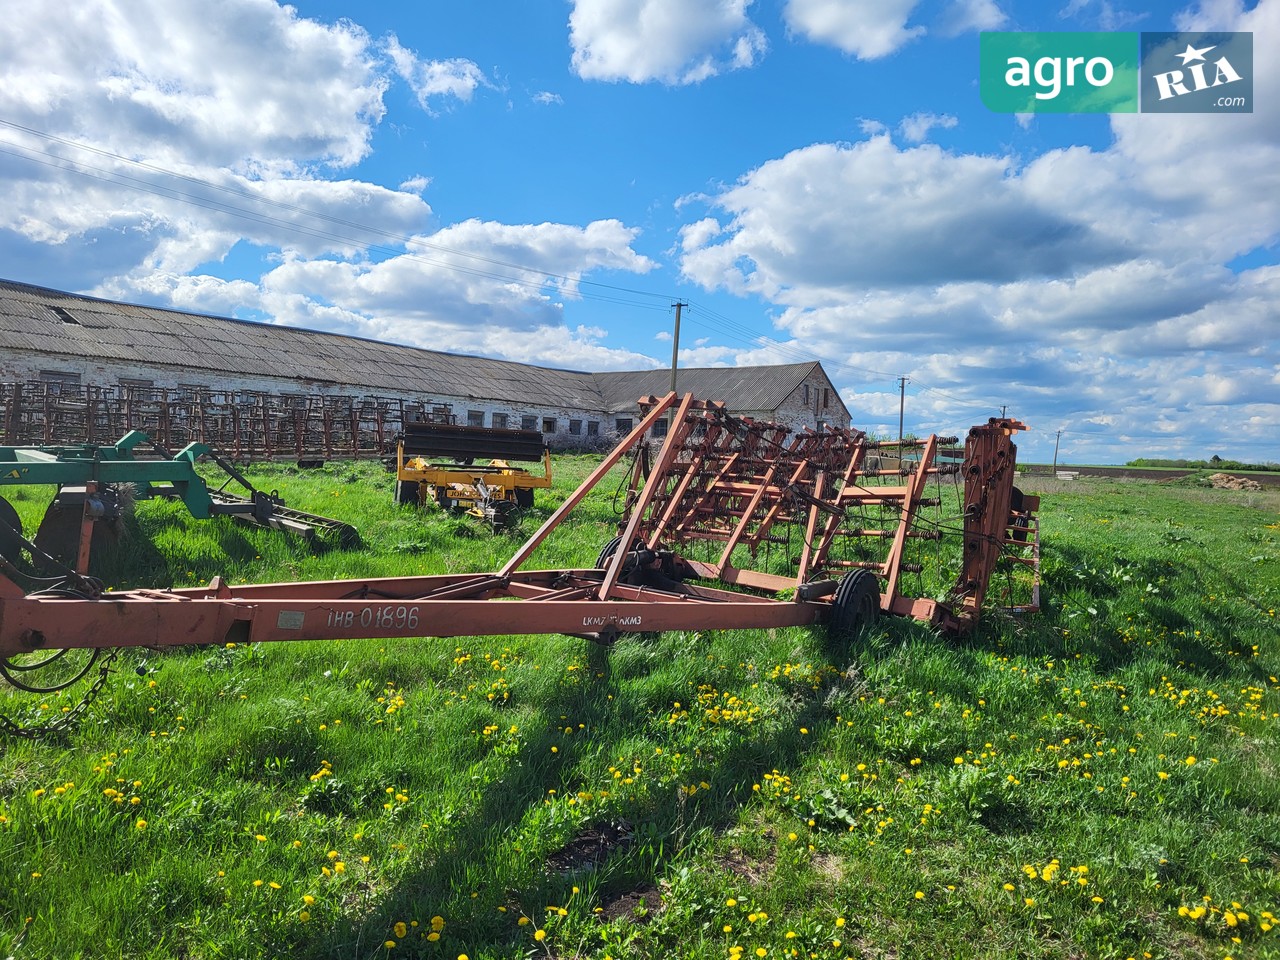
[394,922,407,938]
[299,910,311,922]
[534,929,547,941]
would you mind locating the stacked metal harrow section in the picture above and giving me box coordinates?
[0,380,453,460]
[613,396,1035,631]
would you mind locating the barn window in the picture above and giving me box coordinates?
[586,421,599,436]
[541,417,557,434]
[521,415,537,431]
[569,419,582,435]
[39,370,81,395]
[823,387,830,408]
[467,410,484,427]
[615,417,633,434]
[492,413,509,430]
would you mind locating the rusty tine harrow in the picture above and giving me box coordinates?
[0,393,1039,729]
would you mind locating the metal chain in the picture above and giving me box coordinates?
[0,647,122,740]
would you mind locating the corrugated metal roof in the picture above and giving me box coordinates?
[593,363,820,414]
[0,279,603,409]
[0,278,832,416]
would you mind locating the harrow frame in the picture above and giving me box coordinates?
[0,392,1038,663]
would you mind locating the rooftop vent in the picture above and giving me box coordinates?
[53,307,80,325]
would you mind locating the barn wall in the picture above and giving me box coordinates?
[775,369,853,431]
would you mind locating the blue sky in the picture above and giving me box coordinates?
[0,0,1275,464]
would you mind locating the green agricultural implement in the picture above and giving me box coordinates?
[0,431,359,573]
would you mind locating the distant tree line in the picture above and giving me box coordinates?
[1127,455,1279,473]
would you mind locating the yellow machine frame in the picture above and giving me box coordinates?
[396,439,552,527]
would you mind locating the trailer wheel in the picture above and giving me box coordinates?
[594,535,659,641]
[0,496,23,564]
[828,569,880,642]
[595,535,624,569]
[394,480,419,506]
[1011,514,1031,544]
[514,488,534,510]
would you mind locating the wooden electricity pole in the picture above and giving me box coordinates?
[668,302,686,432]
[897,376,909,448]
[669,302,685,396]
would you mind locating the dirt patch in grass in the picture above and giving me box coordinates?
[545,819,633,874]
[597,883,664,923]
[812,852,844,882]
[715,846,776,884]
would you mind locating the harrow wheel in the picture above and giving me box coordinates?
[828,569,881,642]
[0,496,23,564]
[394,479,420,506]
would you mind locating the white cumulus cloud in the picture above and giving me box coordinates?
[569,0,767,84]
[385,38,491,114]
[783,0,925,59]
[898,112,959,143]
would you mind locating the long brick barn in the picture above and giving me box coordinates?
[0,278,850,455]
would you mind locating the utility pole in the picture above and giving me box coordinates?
[1000,404,1007,419]
[668,302,686,396]
[668,302,686,433]
[897,376,909,448]
[1052,429,1062,476]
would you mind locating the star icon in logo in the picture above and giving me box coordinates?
[1176,42,1216,65]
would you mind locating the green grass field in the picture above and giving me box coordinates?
[1,459,1277,960]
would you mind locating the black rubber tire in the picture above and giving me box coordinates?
[0,495,23,564]
[1011,514,1031,544]
[596,534,624,569]
[829,569,881,641]
[514,488,534,510]
[395,479,419,506]
[593,535,659,641]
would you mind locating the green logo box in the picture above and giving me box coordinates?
[981,32,1138,113]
